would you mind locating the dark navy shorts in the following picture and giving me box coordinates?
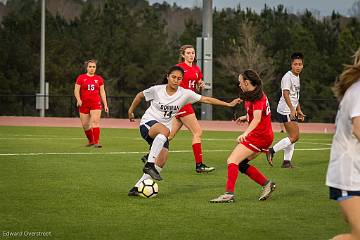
[278,113,298,123]
[139,120,169,149]
[329,187,360,202]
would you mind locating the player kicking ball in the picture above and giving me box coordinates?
[127,65,241,196]
[210,69,275,203]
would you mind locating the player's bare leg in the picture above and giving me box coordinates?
[181,113,215,173]
[330,197,360,240]
[79,112,93,146]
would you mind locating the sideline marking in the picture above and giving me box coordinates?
[0,148,331,156]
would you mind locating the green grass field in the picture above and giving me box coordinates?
[0,126,347,240]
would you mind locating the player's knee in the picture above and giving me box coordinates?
[238,159,250,174]
[193,129,202,140]
[168,134,175,141]
[289,135,299,143]
[160,128,170,137]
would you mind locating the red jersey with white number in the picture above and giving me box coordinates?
[75,74,104,104]
[177,62,203,92]
[245,93,273,138]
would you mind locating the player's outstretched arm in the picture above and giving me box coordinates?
[199,96,242,107]
[128,92,145,122]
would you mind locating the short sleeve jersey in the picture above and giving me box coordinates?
[176,62,203,92]
[277,71,300,115]
[245,94,273,137]
[140,85,202,131]
[326,80,360,191]
[75,74,104,104]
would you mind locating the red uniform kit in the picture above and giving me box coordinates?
[242,94,274,152]
[176,62,203,118]
[76,74,104,114]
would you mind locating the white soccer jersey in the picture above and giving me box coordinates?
[277,71,300,115]
[326,80,360,191]
[140,85,201,130]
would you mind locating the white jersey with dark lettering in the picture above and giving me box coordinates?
[326,80,360,191]
[277,71,300,115]
[140,84,201,131]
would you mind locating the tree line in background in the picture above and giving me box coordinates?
[1,0,360,122]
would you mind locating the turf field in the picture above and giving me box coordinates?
[0,126,347,240]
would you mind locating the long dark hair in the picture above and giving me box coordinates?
[161,65,184,84]
[239,69,264,102]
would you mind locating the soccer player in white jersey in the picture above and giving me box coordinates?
[326,48,360,240]
[127,65,241,196]
[266,52,305,168]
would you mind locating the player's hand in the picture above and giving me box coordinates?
[235,115,247,125]
[128,112,135,122]
[297,111,306,122]
[229,98,242,107]
[237,133,247,143]
[76,100,82,107]
[104,106,109,113]
[197,80,205,92]
[290,108,297,120]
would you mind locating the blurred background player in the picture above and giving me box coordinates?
[128,65,240,196]
[210,69,275,203]
[266,52,305,168]
[326,47,360,240]
[74,59,109,148]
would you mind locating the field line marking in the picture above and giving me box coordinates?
[0,148,331,156]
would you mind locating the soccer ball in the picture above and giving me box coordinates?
[138,179,159,198]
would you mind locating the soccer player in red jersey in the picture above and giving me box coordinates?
[172,45,215,173]
[74,59,109,148]
[210,69,276,203]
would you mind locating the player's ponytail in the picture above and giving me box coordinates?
[333,47,360,101]
[239,69,264,102]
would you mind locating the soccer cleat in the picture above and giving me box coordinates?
[141,153,149,163]
[143,162,162,181]
[265,147,275,167]
[259,181,276,201]
[93,144,102,148]
[281,160,293,168]
[85,143,94,147]
[196,163,215,173]
[128,187,139,196]
[210,193,235,203]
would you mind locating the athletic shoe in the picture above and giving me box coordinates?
[128,187,139,196]
[281,160,293,168]
[265,147,275,167]
[143,162,162,181]
[210,192,235,203]
[196,163,215,173]
[93,144,102,148]
[259,181,276,201]
[85,143,94,147]
[141,153,149,163]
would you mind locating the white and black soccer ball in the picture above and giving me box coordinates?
[138,179,159,198]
